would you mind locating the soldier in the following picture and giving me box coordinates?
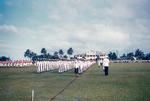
[97,57,101,68]
[37,61,40,73]
[103,56,110,76]
[74,60,79,76]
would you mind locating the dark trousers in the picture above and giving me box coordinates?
[104,66,109,76]
[74,68,79,74]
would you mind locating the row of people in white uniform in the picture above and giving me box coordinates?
[74,60,95,74]
[36,60,95,73]
[36,61,60,73]
[0,61,33,67]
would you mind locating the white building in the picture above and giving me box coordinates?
[74,50,106,60]
[84,50,97,60]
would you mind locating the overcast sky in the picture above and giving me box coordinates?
[0,0,150,59]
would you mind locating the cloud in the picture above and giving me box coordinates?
[0,0,150,59]
[0,23,123,58]
[0,24,18,33]
[20,23,130,54]
[0,13,3,17]
[0,42,25,59]
[5,1,13,7]
[0,22,131,56]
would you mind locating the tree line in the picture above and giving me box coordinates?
[0,56,11,61]
[108,49,150,60]
[0,48,149,61]
[24,47,74,61]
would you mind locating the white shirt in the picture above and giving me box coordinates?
[97,60,100,66]
[103,58,110,67]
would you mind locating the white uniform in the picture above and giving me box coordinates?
[103,57,110,76]
[103,58,109,67]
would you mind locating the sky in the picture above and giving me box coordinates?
[0,0,150,59]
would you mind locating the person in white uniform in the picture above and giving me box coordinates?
[74,60,79,75]
[103,56,110,76]
[97,57,101,68]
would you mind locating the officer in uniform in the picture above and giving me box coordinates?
[103,56,110,76]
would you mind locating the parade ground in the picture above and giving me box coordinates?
[0,63,150,101]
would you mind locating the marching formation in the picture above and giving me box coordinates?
[0,59,95,74]
[0,60,33,67]
[36,60,95,74]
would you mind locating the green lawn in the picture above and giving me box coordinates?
[0,63,150,101]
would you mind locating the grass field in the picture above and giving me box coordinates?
[0,63,150,101]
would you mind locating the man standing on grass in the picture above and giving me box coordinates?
[103,56,110,76]
[97,57,101,68]
[74,59,79,76]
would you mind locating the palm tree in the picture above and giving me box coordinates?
[24,49,32,59]
[41,48,47,55]
[53,51,59,59]
[67,47,73,59]
[59,49,64,59]
[24,49,37,60]
[135,49,144,59]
